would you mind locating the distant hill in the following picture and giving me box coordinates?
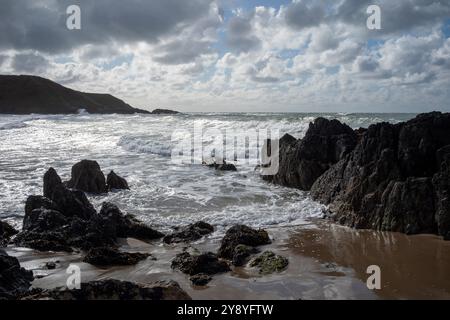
[0,75,150,114]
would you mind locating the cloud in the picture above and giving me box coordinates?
[226,16,261,53]
[11,52,50,73]
[0,0,215,54]
[285,0,325,30]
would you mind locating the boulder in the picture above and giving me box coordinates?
[310,112,450,238]
[66,160,108,194]
[107,171,129,190]
[171,252,230,276]
[0,249,34,299]
[163,221,214,244]
[262,118,357,190]
[249,251,289,274]
[151,109,180,115]
[231,244,259,267]
[218,225,271,260]
[24,279,191,300]
[43,168,96,220]
[0,221,18,246]
[83,247,151,266]
[204,160,237,172]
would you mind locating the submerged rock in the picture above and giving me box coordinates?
[151,109,180,115]
[204,160,237,172]
[171,252,230,276]
[0,249,34,299]
[189,273,212,286]
[66,160,108,194]
[249,251,289,274]
[218,225,271,260]
[24,279,191,300]
[107,171,130,190]
[163,221,214,244]
[83,247,151,266]
[311,112,450,238]
[262,118,357,190]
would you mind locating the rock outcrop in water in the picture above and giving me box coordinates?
[107,171,130,191]
[150,109,180,115]
[171,252,230,276]
[15,168,164,252]
[218,225,271,263]
[262,118,357,190]
[163,221,214,244]
[264,112,450,240]
[0,249,33,299]
[0,75,150,115]
[249,251,289,274]
[83,247,151,266]
[67,160,108,194]
[24,279,191,300]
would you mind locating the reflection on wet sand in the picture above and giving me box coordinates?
[288,221,450,299]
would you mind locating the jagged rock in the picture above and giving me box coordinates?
[66,160,108,194]
[14,230,73,252]
[262,118,357,190]
[0,249,34,299]
[249,251,289,274]
[232,244,258,267]
[311,112,450,238]
[22,209,68,233]
[43,168,96,220]
[218,225,271,260]
[189,274,212,286]
[163,221,214,244]
[24,196,60,223]
[107,171,129,190]
[0,221,18,246]
[83,247,151,266]
[98,202,164,241]
[45,261,57,270]
[171,252,230,276]
[23,279,191,300]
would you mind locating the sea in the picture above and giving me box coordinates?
[0,112,416,234]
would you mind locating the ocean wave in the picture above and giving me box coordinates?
[0,120,28,131]
[118,135,173,157]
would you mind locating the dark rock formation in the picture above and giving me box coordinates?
[310,112,450,239]
[0,249,33,299]
[171,252,230,276]
[24,279,191,300]
[0,221,18,246]
[163,221,214,244]
[204,160,238,172]
[66,160,107,194]
[249,251,289,274]
[218,225,271,260]
[83,247,151,266]
[231,244,259,267]
[262,118,357,190]
[16,168,163,252]
[44,168,96,220]
[0,75,150,115]
[107,171,130,191]
[151,109,180,115]
[189,274,212,286]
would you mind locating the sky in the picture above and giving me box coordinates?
[0,0,450,113]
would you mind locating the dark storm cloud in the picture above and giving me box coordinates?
[12,52,50,73]
[285,0,450,36]
[0,0,214,54]
[226,16,261,53]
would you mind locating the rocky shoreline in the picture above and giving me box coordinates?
[0,160,287,300]
[262,112,450,240]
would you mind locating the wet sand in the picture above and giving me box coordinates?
[6,219,450,300]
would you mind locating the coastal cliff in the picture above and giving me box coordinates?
[0,75,150,115]
[262,112,450,240]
